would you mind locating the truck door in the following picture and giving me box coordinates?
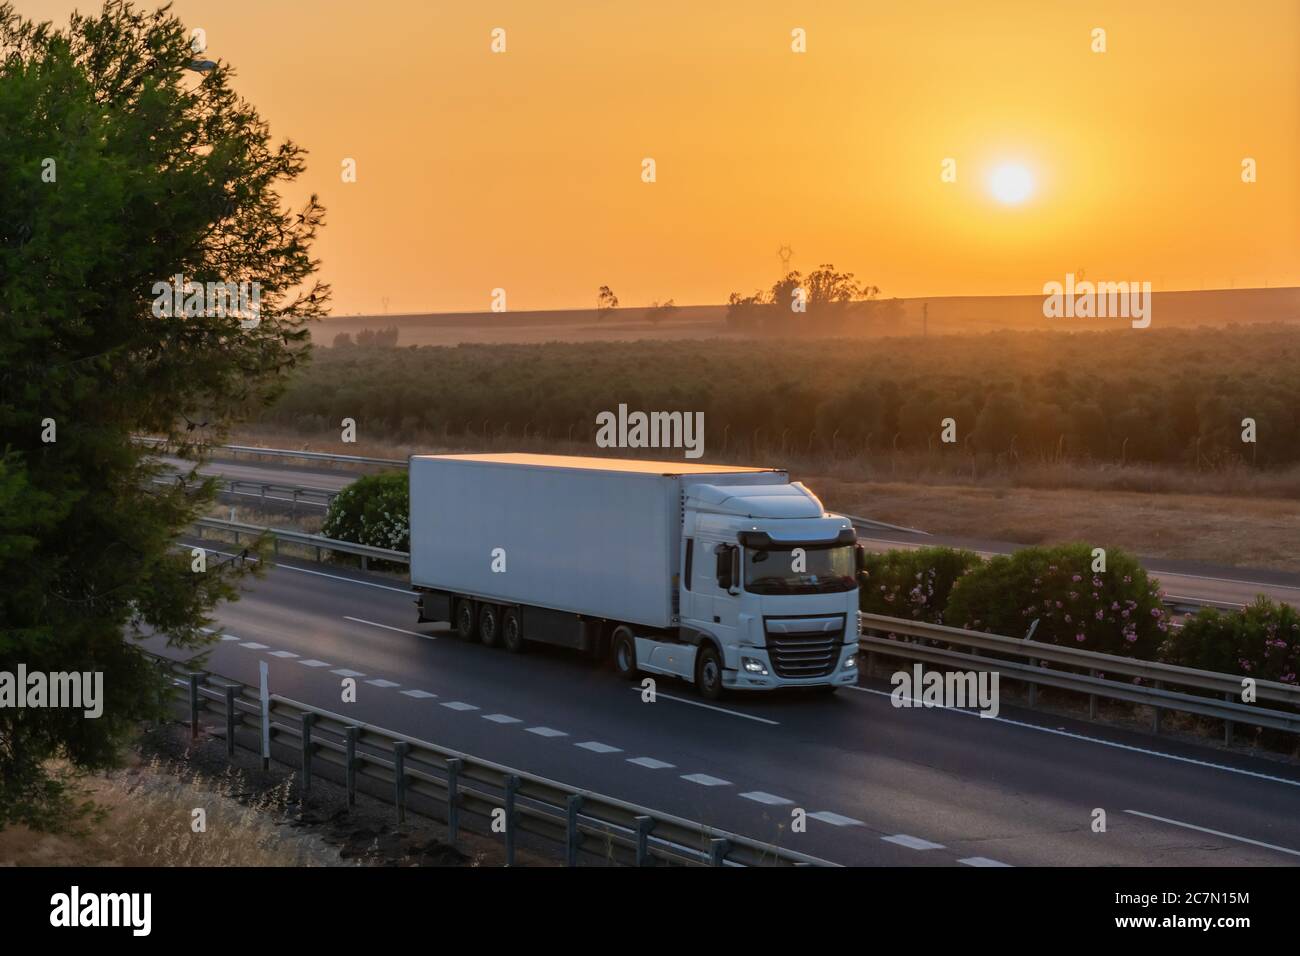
[694,539,739,650]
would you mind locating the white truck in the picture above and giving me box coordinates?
[410,453,862,698]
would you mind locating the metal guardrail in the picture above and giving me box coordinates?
[155,477,336,509]
[193,517,408,569]
[151,655,831,867]
[137,435,406,468]
[858,612,1300,740]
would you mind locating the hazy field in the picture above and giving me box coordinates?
[315,287,1300,347]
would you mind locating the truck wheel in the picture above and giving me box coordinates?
[695,644,725,700]
[612,626,639,681]
[478,603,501,647]
[454,599,477,641]
[501,607,525,654]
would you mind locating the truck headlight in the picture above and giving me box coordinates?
[842,655,857,670]
[742,657,769,676]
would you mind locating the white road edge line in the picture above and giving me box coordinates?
[1123,809,1300,859]
[630,687,779,725]
[844,685,1300,789]
[343,616,432,639]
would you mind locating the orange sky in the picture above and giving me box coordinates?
[29,0,1300,313]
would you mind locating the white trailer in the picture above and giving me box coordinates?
[410,453,862,698]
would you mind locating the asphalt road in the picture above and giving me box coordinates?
[142,545,1300,867]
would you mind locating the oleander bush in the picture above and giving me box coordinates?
[1163,598,1300,685]
[939,544,1169,658]
[858,546,982,625]
[320,472,409,552]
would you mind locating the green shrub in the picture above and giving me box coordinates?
[945,543,1167,657]
[859,546,982,624]
[320,472,409,552]
[1163,597,1300,684]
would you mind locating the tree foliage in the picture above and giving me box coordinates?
[0,0,327,826]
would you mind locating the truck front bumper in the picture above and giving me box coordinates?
[722,644,859,691]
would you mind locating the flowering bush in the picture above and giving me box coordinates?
[858,546,982,624]
[944,543,1167,658]
[1162,597,1300,684]
[320,471,409,553]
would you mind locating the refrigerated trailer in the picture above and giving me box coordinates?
[410,453,862,698]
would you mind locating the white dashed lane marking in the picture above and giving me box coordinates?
[269,650,299,659]
[959,857,1013,867]
[365,679,400,688]
[239,642,269,650]
[884,834,946,851]
[576,742,622,754]
[808,811,865,827]
[627,757,675,770]
[331,669,365,678]
[526,726,568,738]
[681,773,731,787]
[220,635,240,642]
[740,791,794,806]
[482,714,521,724]
[441,701,478,712]
[400,690,437,699]
[299,659,331,668]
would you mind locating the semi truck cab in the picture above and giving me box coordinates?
[628,481,861,697]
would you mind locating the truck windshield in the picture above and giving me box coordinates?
[744,544,857,594]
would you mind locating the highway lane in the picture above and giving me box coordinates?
[143,546,1300,867]
[160,453,1300,610]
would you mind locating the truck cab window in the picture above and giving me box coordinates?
[683,538,694,591]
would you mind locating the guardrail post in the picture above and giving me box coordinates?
[345,726,358,807]
[1026,660,1037,708]
[361,554,369,572]
[504,774,519,866]
[1152,681,1163,733]
[709,838,730,866]
[315,545,322,562]
[635,815,655,866]
[865,650,875,678]
[1224,693,1234,746]
[301,713,317,794]
[188,673,202,739]
[260,484,267,506]
[565,795,583,866]
[224,684,239,756]
[446,758,462,847]
[393,741,410,824]
[1088,671,1098,720]
[273,537,279,558]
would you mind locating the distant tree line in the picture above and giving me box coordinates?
[332,326,400,348]
[728,264,904,334]
[256,326,1300,469]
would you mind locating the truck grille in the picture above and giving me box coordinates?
[765,616,844,678]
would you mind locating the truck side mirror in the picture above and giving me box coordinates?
[714,544,735,591]
[855,544,866,573]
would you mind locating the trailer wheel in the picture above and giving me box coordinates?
[502,607,525,654]
[695,644,725,700]
[454,599,477,641]
[612,626,639,681]
[478,603,501,647]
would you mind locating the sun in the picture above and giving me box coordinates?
[988,163,1035,205]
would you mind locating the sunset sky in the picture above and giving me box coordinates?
[29,0,1300,314]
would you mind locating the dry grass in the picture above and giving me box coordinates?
[0,756,340,867]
